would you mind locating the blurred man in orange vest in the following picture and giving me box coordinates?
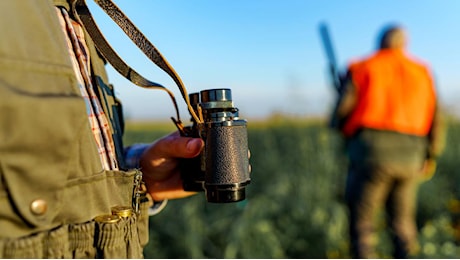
[330,24,446,258]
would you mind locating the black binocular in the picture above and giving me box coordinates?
[180,88,251,203]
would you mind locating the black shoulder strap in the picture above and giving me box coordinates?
[72,0,202,125]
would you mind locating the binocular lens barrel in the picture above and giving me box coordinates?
[204,121,250,203]
[200,88,232,102]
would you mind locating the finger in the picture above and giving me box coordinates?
[148,172,197,201]
[153,131,204,159]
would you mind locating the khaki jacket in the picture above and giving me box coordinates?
[0,0,149,258]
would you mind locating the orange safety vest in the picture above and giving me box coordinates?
[342,49,436,137]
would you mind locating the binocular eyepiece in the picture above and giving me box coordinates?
[180,88,251,203]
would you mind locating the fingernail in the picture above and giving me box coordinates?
[186,139,202,152]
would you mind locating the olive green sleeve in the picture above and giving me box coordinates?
[329,72,357,132]
[426,74,447,160]
[426,103,447,160]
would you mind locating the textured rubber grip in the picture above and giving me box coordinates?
[205,124,250,185]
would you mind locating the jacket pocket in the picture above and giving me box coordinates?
[0,224,72,258]
[0,60,90,234]
[0,199,149,258]
[0,96,89,232]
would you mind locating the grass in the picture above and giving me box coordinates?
[124,116,460,258]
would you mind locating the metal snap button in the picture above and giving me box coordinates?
[30,199,47,215]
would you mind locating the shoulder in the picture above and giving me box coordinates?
[347,51,380,71]
[402,52,434,78]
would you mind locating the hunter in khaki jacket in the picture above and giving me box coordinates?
[0,0,203,258]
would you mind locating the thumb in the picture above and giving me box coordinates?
[140,131,204,182]
[154,132,204,158]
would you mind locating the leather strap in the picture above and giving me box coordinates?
[72,0,202,124]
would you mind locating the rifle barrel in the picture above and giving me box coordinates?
[319,23,337,69]
[318,22,341,92]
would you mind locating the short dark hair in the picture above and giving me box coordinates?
[377,24,406,50]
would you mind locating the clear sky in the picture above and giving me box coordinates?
[87,0,460,121]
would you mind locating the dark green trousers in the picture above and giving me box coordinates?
[344,129,427,258]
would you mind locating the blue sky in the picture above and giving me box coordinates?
[87,0,460,121]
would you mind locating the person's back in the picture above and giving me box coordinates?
[343,49,436,138]
[331,24,445,258]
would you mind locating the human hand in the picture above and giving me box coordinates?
[139,131,204,201]
[420,158,437,182]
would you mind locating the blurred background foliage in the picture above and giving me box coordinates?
[124,115,460,258]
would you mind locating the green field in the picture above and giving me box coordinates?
[124,116,460,258]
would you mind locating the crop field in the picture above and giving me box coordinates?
[124,116,460,258]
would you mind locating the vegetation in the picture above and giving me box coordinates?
[124,116,460,258]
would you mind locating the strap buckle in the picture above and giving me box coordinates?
[132,170,144,215]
